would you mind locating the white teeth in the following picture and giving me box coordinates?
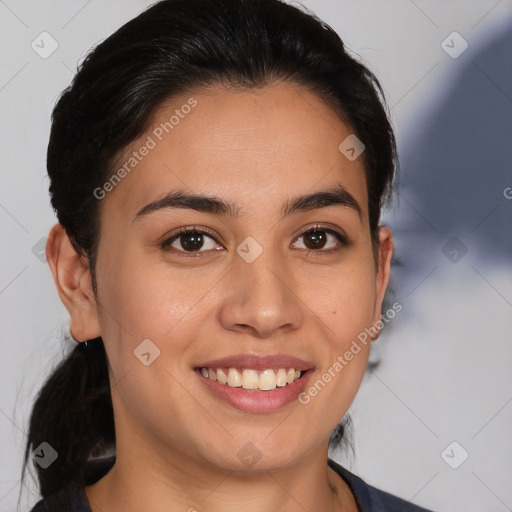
[259,369,276,390]
[241,369,259,390]
[200,367,304,390]
[217,368,227,384]
[227,368,242,387]
[276,368,287,387]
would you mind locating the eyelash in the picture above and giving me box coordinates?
[160,224,349,258]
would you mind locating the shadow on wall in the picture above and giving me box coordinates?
[390,22,512,293]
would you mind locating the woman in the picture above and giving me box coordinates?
[22,0,435,510]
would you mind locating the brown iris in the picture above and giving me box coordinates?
[303,230,327,250]
[180,232,204,251]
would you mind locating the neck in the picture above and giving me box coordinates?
[85,437,356,512]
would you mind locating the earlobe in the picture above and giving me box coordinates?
[371,225,394,338]
[46,223,101,342]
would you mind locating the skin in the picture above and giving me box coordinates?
[46,82,393,512]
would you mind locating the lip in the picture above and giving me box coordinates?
[195,367,315,413]
[195,353,315,371]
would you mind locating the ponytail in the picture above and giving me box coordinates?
[21,337,115,498]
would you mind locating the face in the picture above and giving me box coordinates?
[68,82,392,473]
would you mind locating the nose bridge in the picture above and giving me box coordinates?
[219,236,303,337]
[242,247,285,301]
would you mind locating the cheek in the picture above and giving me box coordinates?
[94,248,223,362]
[302,260,377,343]
[93,256,217,429]
[301,273,375,435]
[298,261,376,410]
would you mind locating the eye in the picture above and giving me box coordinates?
[160,224,348,257]
[291,226,347,254]
[161,227,223,256]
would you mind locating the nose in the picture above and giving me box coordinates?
[218,245,304,338]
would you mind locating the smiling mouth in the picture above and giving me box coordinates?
[195,367,306,391]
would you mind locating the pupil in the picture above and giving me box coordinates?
[181,232,203,251]
[305,230,326,250]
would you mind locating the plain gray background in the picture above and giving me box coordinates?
[1,1,511,511]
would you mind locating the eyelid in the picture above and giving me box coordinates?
[291,222,349,243]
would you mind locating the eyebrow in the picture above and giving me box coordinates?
[133,184,362,222]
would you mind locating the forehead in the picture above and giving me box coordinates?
[100,82,368,223]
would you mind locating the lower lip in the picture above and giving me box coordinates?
[195,369,314,413]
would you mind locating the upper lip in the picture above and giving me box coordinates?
[195,353,315,371]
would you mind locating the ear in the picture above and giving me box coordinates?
[371,225,394,332]
[46,223,101,342]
